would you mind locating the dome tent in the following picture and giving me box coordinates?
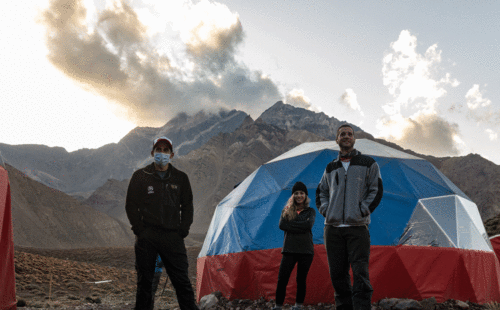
[197,140,500,304]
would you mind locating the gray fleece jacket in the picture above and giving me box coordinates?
[315,150,383,226]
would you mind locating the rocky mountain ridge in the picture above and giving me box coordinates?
[0,109,247,194]
[258,100,370,139]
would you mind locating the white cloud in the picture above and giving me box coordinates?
[486,129,498,141]
[339,88,364,116]
[378,30,462,156]
[285,89,318,111]
[466,84,491,110]
[462,84,499,124]
[382,30,459,116]
[177,0,240,47]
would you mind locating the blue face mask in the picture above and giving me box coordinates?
[154,152,171,166]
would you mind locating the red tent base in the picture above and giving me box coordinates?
[197,245,500,305]
[0,166,16,310]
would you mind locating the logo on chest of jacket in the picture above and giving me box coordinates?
[170,184,178,190]
[147,186,154,194]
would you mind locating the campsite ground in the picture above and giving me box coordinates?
[13,246,496,310]
[14,246,200,309]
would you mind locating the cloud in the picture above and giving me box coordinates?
[179,0,244,73]
[284,89,316,111]
[378,30,462,156]
[339,88,364,116]
[41,0,281,125]
[378,113,461,156]
[466,84,491,110]
[382,30,459,116]
[486,129,498,141]
[463,84,499,123]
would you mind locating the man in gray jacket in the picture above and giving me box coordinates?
[316,125,383,310]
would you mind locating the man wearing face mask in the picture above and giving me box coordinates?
[126,137,198,310]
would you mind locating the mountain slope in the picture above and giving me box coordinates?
[6,163,134,249]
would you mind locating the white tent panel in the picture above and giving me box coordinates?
[456,200,492,251]
[419,196,458,246]
[398,202,456,247]
[267,139,421,164]
[456,196,489,238]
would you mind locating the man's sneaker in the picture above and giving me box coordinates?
[291,305,303,310]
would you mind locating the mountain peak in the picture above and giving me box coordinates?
[257,101,364,140]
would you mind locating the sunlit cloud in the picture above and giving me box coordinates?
[486,129,498,141]
[377,113,460,156]
[40,0,281,126]
[339,88,364,116]
[378,30,461,156]
[463,84,499,124]
[466,84,491,110]
[382,30,459,116]
[176,0,244,73]
[285,89,318,111]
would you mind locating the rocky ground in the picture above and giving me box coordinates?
[13,246,500,310]
[200,293,496,310]
[14,246,199,309]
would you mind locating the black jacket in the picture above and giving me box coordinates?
[279,206,316,255]
[125,163,194,237]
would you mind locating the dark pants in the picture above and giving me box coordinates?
[134,227,198,310]
[324,226,372,310]
[275,253,314,306]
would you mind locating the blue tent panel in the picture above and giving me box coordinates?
[291,150,338,190]
[369,193,418,246]
[216,168,259,209]
[264,151,323,188]
[201,192,282,256]
[398,161,456,198]
[376,158,420,201]
[402,160,468,199]
[238,166,282,205]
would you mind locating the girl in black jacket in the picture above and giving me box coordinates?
[273,182,316,310]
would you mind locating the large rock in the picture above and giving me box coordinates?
[378,298,422,310]
[199,293,219,310]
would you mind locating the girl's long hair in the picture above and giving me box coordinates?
[282,194,310,221]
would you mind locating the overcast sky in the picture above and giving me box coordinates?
[1,0,499,164]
